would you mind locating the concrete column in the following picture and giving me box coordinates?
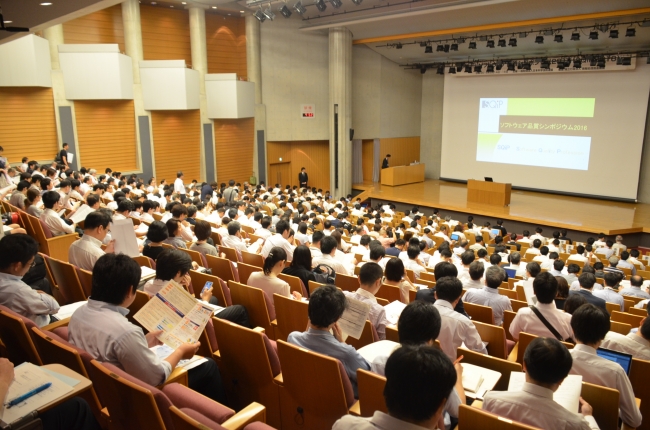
[188,5,211,181]
[329,27,353,196]
[246,14,265,184]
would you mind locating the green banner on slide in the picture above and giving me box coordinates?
[506,98,595,118]
[477,133,502,161]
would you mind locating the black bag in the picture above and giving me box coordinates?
[312,264,336,284]
[22,254,52,295]
[530,305,575,344]
[54,152,62,163]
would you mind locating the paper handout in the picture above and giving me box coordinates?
[460,362,502,399]
[383,300,407,325]
[508,371,582,413]
[338,297,371,340]
[111,218,140,257]
[133,281,213,349]
[357,340,400,364]
[68,204,93,224]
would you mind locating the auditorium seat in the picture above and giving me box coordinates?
[242,250,264,268]
[277,273,308,297]
[630,358,650,430]
[472,321,509,359]
[377,284,401,303]
[345,320,379,350]
[350,369,387,417]
[271,293,308,342]
[335,272,360,293]
[457,347,522,391]
[169,405,271,430]
[464,302,495,325]
[239,262,262,285]
[219,246,241,263]
[21,211,78,263]
[179,247,208,269]
[206,255,240,284]
[459,404,541,429]
[188,270,228,305]
[228,281,276,339]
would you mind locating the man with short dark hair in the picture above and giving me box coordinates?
[298,167,308,188]
[510,272,573,341]
[462,260,484,290]
[40,190,77,236]
[333,345,456,430]
[312,235,349,275]
[484,337,598,429]
[416,261,468,316]
[594,239,614,259]
[463,265,512,325]
[69,254,227,404]
[68,211,114,271]
[381,153,391,169]
[592,272,623,311]
[260,219,295,261]
[569,304,642,428]
[288,285,370,396]
[9,180,29,209]
[564,264,580,285]
[343,263,390,340]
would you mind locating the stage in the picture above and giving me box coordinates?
[352,179,650,236]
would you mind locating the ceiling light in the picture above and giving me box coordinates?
[293,1,306,14]
[170,5,174,7]
[464,64,472,73]
[3,21,12,24]
[486,64,494,73]
[474,64,482,73]
[151,1,156,4]
[497,39,506,47]
[554,34,563,42]
[315,0,326,12]
[351,0,363,5]
[425,45,433,54]
[486,39,495,48]
[40,2,52,5]
[181,1,186,3]
[436,65,445,75]
[571,32,580,41]
[254,8,266,22]
[508,37,517,47]
[240,10,245,13]
[211,5,217,8]
[395,43,402,49]
[589,30,598,40]
[626,27,636,37]
[448,66,456,74]
[279,4,292,17]
[468,41,476,49]
[436,44,444,52]
[263,5,275,20]
[535,35,544,44]
[443,44,449,52]
[330,0,342,8]
[609,29,618,38]
[450,43,458,51]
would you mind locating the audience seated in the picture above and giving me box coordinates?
[343,262,390,340]
[164,218,188,249]
[40,190,77,236]
[189,219,218,258]
[601,310,650,360]
[142,220,168,261]
[313,235,350,275]
[463,265,512,325]
[281,244,316,297]
[68,211,114,271]
[382,257,417,304]
[416,261,468,316]
[591,272,621,311]
[260,219,295,261]
[620,275,650,299]
[248,246,301,301]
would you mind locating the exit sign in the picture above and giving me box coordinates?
[301,104,315,118]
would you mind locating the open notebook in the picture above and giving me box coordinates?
[460,363,501,399]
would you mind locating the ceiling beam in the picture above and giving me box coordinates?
[352,7,650,45]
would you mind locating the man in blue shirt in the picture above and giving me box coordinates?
[288,284,369,396]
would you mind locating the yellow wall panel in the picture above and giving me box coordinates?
[205,14,247,79]
[140,5,192,65]
[151,110,201,183]
[62,5,125,51]
[214,118,254,185]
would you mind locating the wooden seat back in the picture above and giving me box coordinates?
[218,246,241,263]
[308,280,327,295]
[472,321,506,359]
[464,302,495,325]
[239,261,263,285]
[420,272,435,282]
[0,306,42,365]
[273,293,309,342]
[133,255,156,269]
[25,213,78,262]
[498,288,518,299]
[611,311,644,327]
[458,404,541,429]
[228,280,275,338]
[515,332,573,364]
[628,307,647,317]
[126,291,150,331]
[189,270,228,305]
[241,251,264,268]
[580,381,620,430]
[630,358,650,430]
[605,302,621,314]
[345,320,378,350]
[356,369,387,417]
[178,247,207,268]
[610,320,632,335]
[278,273,308,297]
[206,255,239,284]
[503,310,517,341]
[457,347,522,391]
[335,273,360,293]
[510,299,528,312]
[44,257,87,305]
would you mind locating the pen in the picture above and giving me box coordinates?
[5,382,52,409]
[453,355,464,365]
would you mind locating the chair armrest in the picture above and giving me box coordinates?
[273,373,283,386]
[253,326,266,334]
[507,342,518,362]
[349,401,360,416]
[160,367,188,388]
[100,407,112,429]
[220,402,266,430]
[163,383,235,423]
[43,317,71,331]
[471,400,484,409]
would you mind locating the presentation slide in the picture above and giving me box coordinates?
[440,65,650,200]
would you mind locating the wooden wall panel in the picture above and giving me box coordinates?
[140,5,192,65]
[267,142,291,166]
[379,137,421,169]
[75,100,138,172]
[205,14,247,78]
[0,88,58,162]
[362,139,374,182]
[62,5,125,52]
[214,118,254,185]
[151,110,201,183]
[267,141,330,191]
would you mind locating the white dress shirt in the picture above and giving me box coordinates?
[308,246,323,260]
[619,286,650,299]
[483,381,599,429]
[313,254,350,275]
[261,234,295,262]
[40,208,74,236]
[343,288,390,340]
[569,344,642,428]
[601,331,650,361]
[463,287,512,325]
[593,287,624,311]
[69,299,172,386]
[403,258,425,279]
[462,278,484,290]
[173,178,185,195]
[333,411,429,430]
[254,228,273,239]
[509,302,573,341]
[68,234,105,271]
[0,272,60,327]
[434,300,487,360]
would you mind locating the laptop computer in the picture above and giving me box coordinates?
[451,233,460,241]
[491,228,501,237]
[484,177,494,182]
[597,347,633,374]
[504,268,517,279]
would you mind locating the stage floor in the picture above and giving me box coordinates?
[352,179,650,235]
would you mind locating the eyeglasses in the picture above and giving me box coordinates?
[29,259,37,268]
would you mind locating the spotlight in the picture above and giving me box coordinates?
[626,27,636,37]
[254,8,266,22]
[279,4,292,17]
[437,65,445,75]
[570,32,579,41]
[449,66,456,74]
[420,67,426,74]
[496,61,503,71]
[597,57,606,68]
[522,62,531,71]
[263,6,275,20]
[573,58,582,68]
[508,37,517,47]
[616,56,623,65]
[330,0,342,8]
[497,39,506,47]
[554,34,563,42]
[425,45,433,54]
[535,35,544,44]
[395,43,402,49]
[622,57,632,66]
[609,29,618,38]
[589,56,597,67]
[487,64,495,73]
[436,44,444,52]
[293,1,307,14]
[474,64,482,73]
[517,62,523,70]
[540,58,550,69]
[589,30,598,40]
[315,0,326,12]
[464,64,472,73]
[450,43,458,51]
[468,41,476,49]
[443,44,450,52]
[558,61,566,70]
[507,62,515,71]
[486,39,495,48]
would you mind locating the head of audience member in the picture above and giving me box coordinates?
[608,256,619,268]
[166,219,182,239]
[320,236,338,257]
[565,264,579,276]
[532,272,557,304]
[384,258,406,283]
[532,239,542,249]
[398,301,441,347]
[477,248,488,260]
[227,221,242,237]
[116,199,133,216]
[359,262,383,295]
[434,276,463,306]
[291,245,312,272]
[154,249,192,282]
[539,246,549,256]
[311,230,324,249]
[593,261,604,272]
[630,275,644,289]
[146,220,168,245]
[42,190,61,209]
[191,220,210,243]
[434,261,458,280]
[576,272,597,291]
[468,261,484,281]
[630,249,641,259]
[474,234,484,245]
[555,276,569,300]
[563,294,587,314]
[526,261,541,279]
[91,254,141,307]
[571,303,610,347]
[461,251,475,267]
[485,265,505,289]
[83,211,112,242]
[264,247,287,276]
[367,244,384,263]
[523,337,573,391]
[553,259,565,273]
[508,251,521,266]
[308,284,347,330]
[383,345,456,428]
[275,220,291,238]
[605,240,613,249]
[406,245,420,262]
[522,230,530,238]
[489,253,502,266]
[0,234,39,277]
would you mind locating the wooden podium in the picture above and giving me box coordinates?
[381,164,425,186]
[467,179,512,206]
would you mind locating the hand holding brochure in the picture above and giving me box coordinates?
[338,297,370,340]
[133,281,213,349]
[68,204,93,224]
[112,218,140,257]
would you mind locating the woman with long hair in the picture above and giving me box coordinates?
[248,246,302,301]
[383,257,417,303]
[282,245,315,297]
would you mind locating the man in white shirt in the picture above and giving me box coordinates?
[462,260,485,290]
[403,245,426,279]
[530,227,545,244]
[434,276,487,360]
[484,337,599,430]
[525,239,543,256]
[592,233,607,248]
[469,234,486,251]
[567,245,589,263]
[342,263,390,340]
[68,211,115,271]
[532,246,551,268]
[569,304,642,428]
[456,251,475,284]
[612,235,627,253]
[254,216,273,239]
[463,265,512,325]
[220,221,262,259]
[620,275,650,299]
[333,344,456,430]
[308,231,324,260]
[503,251,527,277]
[510,272,573,341]
[260,220,295,262]
[628,249,646,271]
[173,171,186,199]
[594,240,614,259]
[312,236,350,275]
[40,190,77,237]
[601,314,650,361]
[617,251,636,275]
